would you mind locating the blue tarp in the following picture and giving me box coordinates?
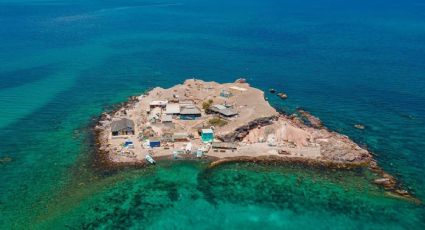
[149,140,160,148]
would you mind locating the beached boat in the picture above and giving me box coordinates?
[145,154,156,164]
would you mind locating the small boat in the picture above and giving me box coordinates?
[145,154,156,164]
[196,149,203,158]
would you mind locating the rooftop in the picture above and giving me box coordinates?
[165,104,180,114]
[180,105,201,115]
[111,118,135,132]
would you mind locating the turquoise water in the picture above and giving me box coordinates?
[1,0,424,228]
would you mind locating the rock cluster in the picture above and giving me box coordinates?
[277,92,288,99]
[298,109,323,128]
[218,116,277,142]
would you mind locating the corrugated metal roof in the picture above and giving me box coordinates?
[111,118,135,132]
[202,129,214,134]
[180,105,201,115]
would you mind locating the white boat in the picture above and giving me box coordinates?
[185,142,192,153]
[145,154,156,164]
[196,149,203,158]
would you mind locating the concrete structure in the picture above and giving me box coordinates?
[149,100,168,109]
[165,104,180,115]
[111,118,135,136]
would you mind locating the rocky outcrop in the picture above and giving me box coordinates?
[277,92,288,99]
[0,156,12,164]
[218,116,277,142]
[234,78,247,83]
[298,109,323,128]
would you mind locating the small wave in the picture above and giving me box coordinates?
[53,2,182,23]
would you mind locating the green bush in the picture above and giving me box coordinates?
[202,99,214,110]
[208,117,228,127]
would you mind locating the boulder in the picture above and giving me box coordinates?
[277,92,288,99]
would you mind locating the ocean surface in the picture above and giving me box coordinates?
[1,0,425,229]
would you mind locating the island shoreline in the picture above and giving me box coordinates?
[91,79,419,203]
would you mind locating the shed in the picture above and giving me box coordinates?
[201,129,214,143]
[111,118,135,136]
[149,139,161,148]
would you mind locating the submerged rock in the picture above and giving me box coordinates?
[269,89,276,93]
[0,156,12,164]
[277,92,288,99]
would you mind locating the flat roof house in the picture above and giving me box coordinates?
[165,104,180,115]
[111,118,135,136]
[208,104,238,118]
[149,100,168,109]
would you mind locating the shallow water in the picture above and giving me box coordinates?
[0,0,424,229]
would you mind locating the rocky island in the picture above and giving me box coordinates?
[94,79,416,201]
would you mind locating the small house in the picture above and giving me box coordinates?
[201,129,214,143]
[111,118,135,136]
[180,105,201,120]
[149,100,168,109]
[149,138,161,148]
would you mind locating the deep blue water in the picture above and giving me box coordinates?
[0,0,424,228]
